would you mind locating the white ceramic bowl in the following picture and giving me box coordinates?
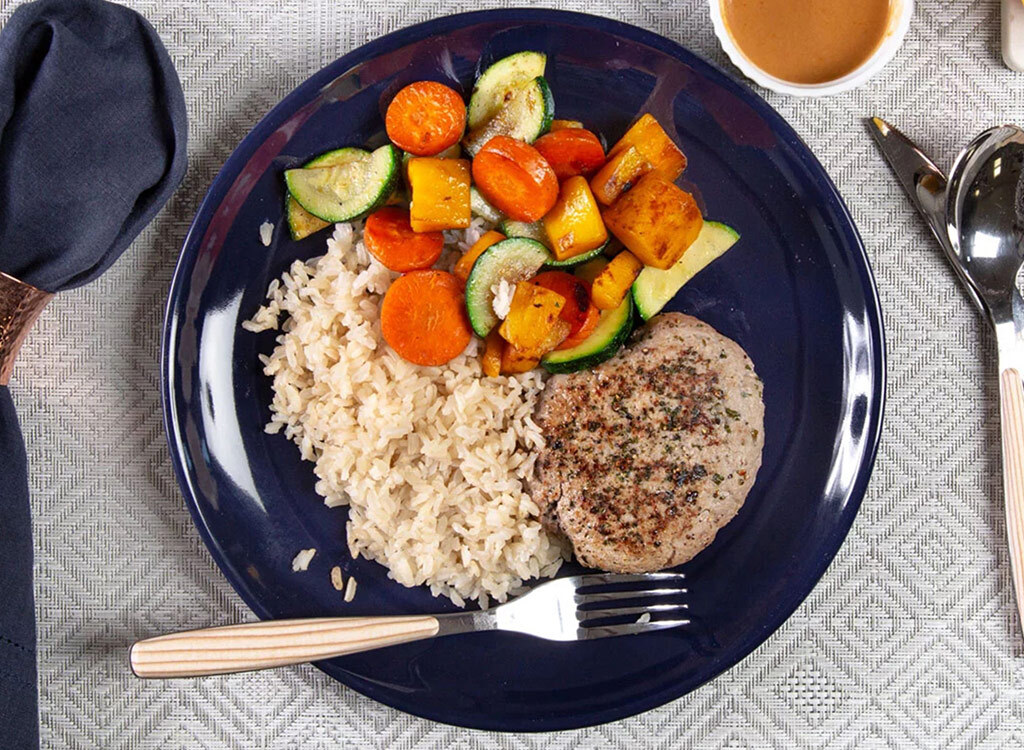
[708,0,914,97]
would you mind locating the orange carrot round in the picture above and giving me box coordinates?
[532,270,599,349]
[558,304,599,349]
[471,136,559,222]
[364,207,444,272]
[385,81,466,156]
[381,270,472,366]
[533,129,606,181]
[454,230,505,283]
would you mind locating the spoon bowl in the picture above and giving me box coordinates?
[946,124,1024,327]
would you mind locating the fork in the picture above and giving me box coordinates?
[129,572,689,678]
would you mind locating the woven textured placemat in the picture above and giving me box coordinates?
[3,0,1020,747]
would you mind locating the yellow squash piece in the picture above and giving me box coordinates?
[589,145,651,206]
[481,329,504,377]
[455,230,505,283]
[602,173,703,270]
[498,282,566,357]
[542,176,609,261]
[591,250,643,310]
[407,157,471,232]
[607,113,687,182]
[500,344,541,374]
[550,119,584,131]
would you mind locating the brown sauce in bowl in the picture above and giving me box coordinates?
[721,0,893,85]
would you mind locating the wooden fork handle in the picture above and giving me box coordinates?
[130,615,440,678]
[1000,368,1024,636]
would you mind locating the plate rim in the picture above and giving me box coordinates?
[161,7,887,732]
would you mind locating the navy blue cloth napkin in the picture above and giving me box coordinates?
[0,1,187,746]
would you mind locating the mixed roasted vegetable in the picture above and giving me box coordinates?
[281,51,741,373]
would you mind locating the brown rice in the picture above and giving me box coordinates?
[244,221,566,606]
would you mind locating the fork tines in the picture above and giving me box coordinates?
[571,572,689,638]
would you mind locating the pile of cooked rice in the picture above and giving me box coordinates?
[244,220,567,606]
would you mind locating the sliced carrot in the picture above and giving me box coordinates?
[532,270,599,348]
[380,270,472,366]
[385,81,467,156]
[364,207,444,272]
[471,136,559,222]
[533,129,606,181]
[558,303,599,349]
[481,329,504,377]
[454,230,505,283]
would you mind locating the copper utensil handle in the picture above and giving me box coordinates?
[0,271,52,386]
[129,615,441,678]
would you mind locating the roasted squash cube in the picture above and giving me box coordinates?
[498,282,566,356]
[500,343,541,374]
[602,174,703,270]
[591,250,643,310]
[608,113,687,182]
[542,176,609,261]
[481,329,504,377]
[589,145,651,206]
[408,157,471,232]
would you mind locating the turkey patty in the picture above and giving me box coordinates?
[530,312,765,573]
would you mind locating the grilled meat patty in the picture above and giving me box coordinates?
[530,313,765,573]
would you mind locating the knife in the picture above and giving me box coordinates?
[868,116,986,314]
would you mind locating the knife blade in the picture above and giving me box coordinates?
[868,116,986,314]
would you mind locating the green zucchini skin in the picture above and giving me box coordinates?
[303,147,369,168]
[542,243,608,269]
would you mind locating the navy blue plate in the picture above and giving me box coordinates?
[162,9,885,732]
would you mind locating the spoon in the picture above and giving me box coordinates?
[946,124,1024,634]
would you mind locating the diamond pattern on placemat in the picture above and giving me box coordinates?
[3,0,1024,746]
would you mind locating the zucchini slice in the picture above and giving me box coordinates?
[285,148,371,239]
[284,144,400,223]
[286,195,330,241]
[468,51,547,129]
[500,219,548,245]
[632,221,739,321]
[542,293,633,373]
[464,237,552,337]
[470,186,504,224]
[463,76,554,156]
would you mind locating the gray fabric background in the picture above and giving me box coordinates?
[2,0,1018,746]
